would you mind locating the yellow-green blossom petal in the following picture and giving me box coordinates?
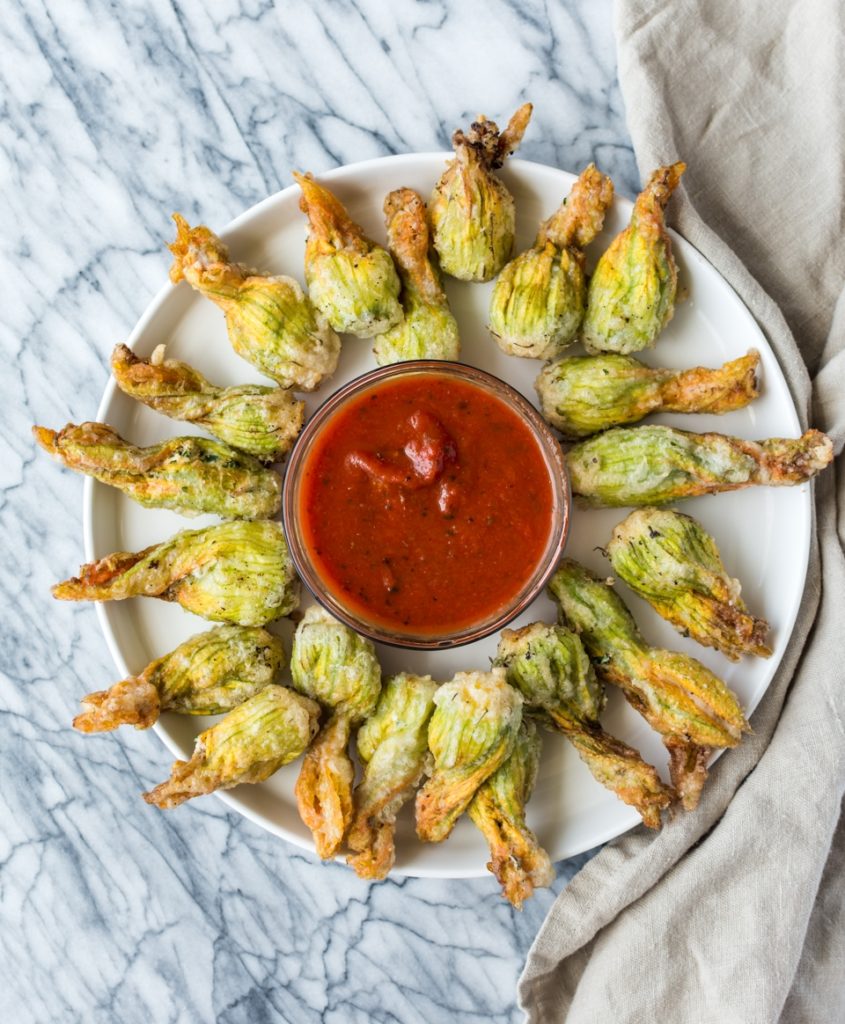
[606,508,771,660]
[169,214,339,391]
[347,673,439,879]
[52,521,299,626]
[143,685,319,808]
[430,104,532,282]
[290,607,382,859]
[294,172,402,337]
[490,164,613,359]
[582,162,685,354]
[495,622,673,827]
[496,622,602,724]
[568,425,834,506]
[289,606,382,722]
[34,422,280,519]
[111,344,305,462]
[468,720,554,907]
[549,558,749,809]
[374,188,460,365]
[74,625,286,731]
[536,350,760,438]
[416,668,522,843]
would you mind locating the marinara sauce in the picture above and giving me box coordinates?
[297,371,555,638]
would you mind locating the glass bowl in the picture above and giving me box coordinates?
[282,361,570,649]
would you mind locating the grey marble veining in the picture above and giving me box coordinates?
[1,2,639,1021]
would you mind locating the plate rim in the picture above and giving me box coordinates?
[82,152,811,878]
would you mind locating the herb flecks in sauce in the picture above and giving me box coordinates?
[299,375,554,635]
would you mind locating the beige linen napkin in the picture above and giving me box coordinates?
[519,2,845,1021]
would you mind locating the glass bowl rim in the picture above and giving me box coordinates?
[282,359,571,650]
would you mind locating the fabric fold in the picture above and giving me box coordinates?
[519,2,845,1021]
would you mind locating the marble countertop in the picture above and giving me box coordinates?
[2,2,641,1021]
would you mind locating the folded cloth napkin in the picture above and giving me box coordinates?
[519,2,845,1021]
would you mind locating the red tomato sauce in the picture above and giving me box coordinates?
[298,374,554,636]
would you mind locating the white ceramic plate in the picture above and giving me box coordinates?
[85,154,810,878]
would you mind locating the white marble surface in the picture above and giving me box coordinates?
[1,2,641,1021]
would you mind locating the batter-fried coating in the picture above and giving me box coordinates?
[111,344,305,462]
[497,623,603,723]
[568,425,833,507]
[536,350,760,438]
[347,673,439,880]
[74,625,285,732]
[290,607,382,858]
[564,726,676,821]
[143,685,319,808]
[607,508,772,660]
[416,668,523,843]
[468,720,554,908]
[289,607,383,717]
[33,422,280,519]
[168,214,339,391]
[496,623,673,828]
[295,712,355,858]
[52,521,299,626]
[293,172,402,338]
[549,559,749,809]
[583,162,685,354]
[489,164,614,359]
[430,104,533,282]
[373,189,460,365]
